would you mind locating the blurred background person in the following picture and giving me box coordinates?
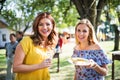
[5,33,18,80]
[55,33,63,53]
[16,31,23,42]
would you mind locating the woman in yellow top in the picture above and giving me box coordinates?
[13,12,58,80]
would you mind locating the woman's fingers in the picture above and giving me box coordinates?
[45,59,51,64]
[85,59,97,68]
[39,59,52,69]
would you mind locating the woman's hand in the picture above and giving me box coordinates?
[39,58,52,69]
[85,59,97,69]
[85,59,108,76]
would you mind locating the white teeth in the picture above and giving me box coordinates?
[78,36,84,39]
[78,37,84,40]
[42,30,48,33]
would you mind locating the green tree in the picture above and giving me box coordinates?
[1,0,79,33]
[71,0,120,50]
[108,0,120,50]
[71,0,107,31]
[0,0,6,14]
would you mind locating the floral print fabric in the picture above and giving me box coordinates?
[72,49,111,80]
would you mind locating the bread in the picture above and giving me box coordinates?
[71,58,88,65]
[72,57,87,61]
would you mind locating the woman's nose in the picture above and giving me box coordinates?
[43,25,47,29]
[79,32,83,35]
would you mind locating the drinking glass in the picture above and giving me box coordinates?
[46,49,54,59]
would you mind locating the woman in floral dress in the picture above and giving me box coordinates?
[72,19,111,80]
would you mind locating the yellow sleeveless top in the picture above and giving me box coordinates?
[15,36,50,80]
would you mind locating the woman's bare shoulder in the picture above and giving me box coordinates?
[74,45,80,50]
[89,44,102,50]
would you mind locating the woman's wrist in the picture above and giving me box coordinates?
[92,63,107,75]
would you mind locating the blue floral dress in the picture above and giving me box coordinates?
[72,49,111,80]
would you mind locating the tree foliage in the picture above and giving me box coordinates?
[71,0,108,31]
[0,0,6,14]
[107,0,120,50]
[0,0,119,33]
[0,0,79,32]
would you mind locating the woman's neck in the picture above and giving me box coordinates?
[79,42,89,50]
[41,37,49,49]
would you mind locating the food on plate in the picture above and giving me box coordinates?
[71,58,89,65]
[71,57,88,62]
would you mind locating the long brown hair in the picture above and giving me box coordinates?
[30,12,57,48]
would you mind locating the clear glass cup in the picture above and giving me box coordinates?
[46,50,54,69]
[46,49,55,59]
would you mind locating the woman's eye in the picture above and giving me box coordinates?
[83,30,87,33]
[77,29,81,32]
[38,23,50,27]
[46,23,50,26]
[38,23,43,26]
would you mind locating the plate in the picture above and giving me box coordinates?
[69,58,90,66]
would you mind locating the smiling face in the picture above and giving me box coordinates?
[75,24,89,43]
[38,18,53,39]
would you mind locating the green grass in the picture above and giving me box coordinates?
[0,40,120,80]
[0,49,6,68]
[0,49,6,80]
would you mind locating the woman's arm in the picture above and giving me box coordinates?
[92,63,108,76]
[91,44,108,76]
[13,44,51,73]
[74,72,77,80]
[88,59,108,76]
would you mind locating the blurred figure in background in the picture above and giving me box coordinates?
[55,33,63,53]
[5,33,18,80]
[16,31,23,42]
[58,33,63,50]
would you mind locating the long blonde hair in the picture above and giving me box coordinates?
[75,19,98,45]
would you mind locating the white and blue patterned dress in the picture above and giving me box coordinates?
[72,49,111,80]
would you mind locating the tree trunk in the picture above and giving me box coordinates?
[96,0,107,27]
[113,24,119,51]
[71,0,107,32]
[0,0,6,14]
